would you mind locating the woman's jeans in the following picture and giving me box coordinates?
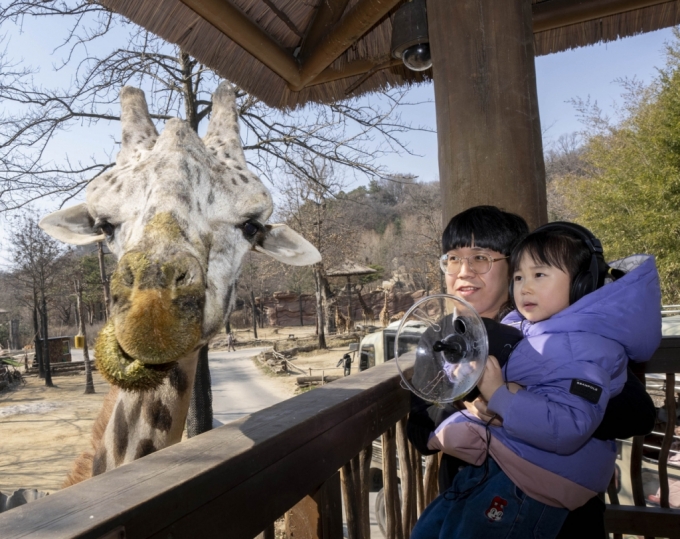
[411,459,568,539]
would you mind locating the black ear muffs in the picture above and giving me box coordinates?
[511,222,609,307]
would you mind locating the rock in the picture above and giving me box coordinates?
[0,489,49,514]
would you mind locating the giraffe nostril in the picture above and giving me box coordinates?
[121,267,134,287]
[175,272,188,286]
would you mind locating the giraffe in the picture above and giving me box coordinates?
[379,287,391,327]
[355,287,375,325]
[39,83,320,486]
[335,306,348,334]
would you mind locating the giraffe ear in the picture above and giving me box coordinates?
[254,224,321,266]
[39,204,106,246]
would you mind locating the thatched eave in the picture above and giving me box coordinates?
[98,0,680,110]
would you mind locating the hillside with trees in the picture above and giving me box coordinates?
[547,29,680,304]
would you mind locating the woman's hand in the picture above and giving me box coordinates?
[477,355,504,401]
[463,398,502,426]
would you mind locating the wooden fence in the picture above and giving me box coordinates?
[1,340,680,538]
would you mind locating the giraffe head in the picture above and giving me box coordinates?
[40,82,320,389]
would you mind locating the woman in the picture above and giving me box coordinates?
[407,205,656,538]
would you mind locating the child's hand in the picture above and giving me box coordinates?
[477,355,504,401]
[463,398,502,426]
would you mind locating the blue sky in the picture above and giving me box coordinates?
[0,17,677,266]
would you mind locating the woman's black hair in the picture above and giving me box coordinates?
[442,205,529,256]
[510,228,592,281]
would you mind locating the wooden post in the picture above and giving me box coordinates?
[285,473,343,539]
[396,417,415,538]
[427,0,548,230]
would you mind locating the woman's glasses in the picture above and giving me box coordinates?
[439,253,508,275]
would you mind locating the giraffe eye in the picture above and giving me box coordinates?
[97,221,115,237]
[241,220,261,239]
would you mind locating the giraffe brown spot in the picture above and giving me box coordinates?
[92,446,108,476]
[169,365,189,394]
[177,191,191,206]
[122,130,131,144]
[135,439,157,459]
[127,394,143,427]
[239,174,249,183]
[234,165,242,171]
[146,399,173,432]
[207,191,215,205]
[113,401,129,466]
[231,178,238,186]
[181,159,191,181]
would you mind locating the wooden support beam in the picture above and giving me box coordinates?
[179,0,301,86]
[533,0,674,33]
[299,0,352,62]
[291,0,402,91]
[428,0,547,229]
[309,58,402,88]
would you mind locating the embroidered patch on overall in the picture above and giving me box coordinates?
[485,495,508,522]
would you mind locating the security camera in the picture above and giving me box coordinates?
[390,0,432,73]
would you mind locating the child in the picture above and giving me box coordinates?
[412,222,661,539]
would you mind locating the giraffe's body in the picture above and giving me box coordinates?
[41,83,320,484]
[379,288,391,327]
[335,307,348,334]
[355,289,375,324]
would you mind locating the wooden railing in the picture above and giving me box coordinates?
[1,340,680,538]
[605,336,680,539]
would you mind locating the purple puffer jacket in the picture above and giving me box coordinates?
[483,254,661,493]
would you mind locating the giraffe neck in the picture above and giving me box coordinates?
[93,352,199,476]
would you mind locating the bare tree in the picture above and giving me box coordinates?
[8,213,64,387]
[398,181,444,293]
[0,2,424,212]
[277,155,363,347]
[74,277,95,394]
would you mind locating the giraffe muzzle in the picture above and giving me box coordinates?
[106,251,206,366]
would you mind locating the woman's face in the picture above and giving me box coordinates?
[444,245,510,319]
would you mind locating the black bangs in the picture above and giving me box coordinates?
[442,206,529,255]
[510,229,591,280]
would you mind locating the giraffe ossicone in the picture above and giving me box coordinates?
[41,81,320,390]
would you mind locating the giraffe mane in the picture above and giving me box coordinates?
[62,386,120,488]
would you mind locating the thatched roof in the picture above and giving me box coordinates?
[326,261,378,277]
[99,0,680,110]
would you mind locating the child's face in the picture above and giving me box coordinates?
[513,253,571,322]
